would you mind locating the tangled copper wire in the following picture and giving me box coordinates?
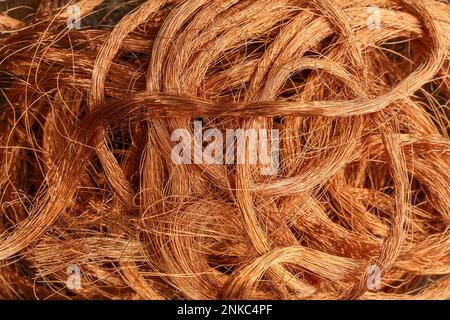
[0,0,449,299]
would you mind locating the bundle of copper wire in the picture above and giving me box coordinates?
[0,0,449,300]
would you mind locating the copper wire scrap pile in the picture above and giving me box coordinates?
[0,0,449,300]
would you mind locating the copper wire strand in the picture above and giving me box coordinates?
[0,0,449,299]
